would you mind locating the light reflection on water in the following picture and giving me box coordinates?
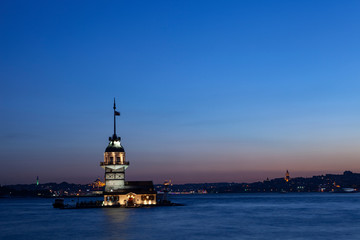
[103,208,130,239]
[1,193,360,239]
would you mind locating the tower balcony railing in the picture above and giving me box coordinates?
[100,161,129,166]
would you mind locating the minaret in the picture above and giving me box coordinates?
[100,99,129,193]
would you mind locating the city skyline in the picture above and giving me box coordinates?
[2,1,360,184]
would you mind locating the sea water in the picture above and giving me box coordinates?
[1,193,360,240]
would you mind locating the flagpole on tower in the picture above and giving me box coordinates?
[112,98,121,141]
[113,98,116,138]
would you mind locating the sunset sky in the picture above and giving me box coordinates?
[1,1,360,184]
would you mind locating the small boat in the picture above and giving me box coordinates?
[342,188,357,193]
[332,188,357,193]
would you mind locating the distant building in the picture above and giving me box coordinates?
[89,178,105,190]
[100,100,156,206]
[285,170,290,182]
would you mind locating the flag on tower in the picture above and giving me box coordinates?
[115,111,120,116]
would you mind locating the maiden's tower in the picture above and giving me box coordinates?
[100,100,156,206]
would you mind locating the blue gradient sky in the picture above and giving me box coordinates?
[1,1,360,184]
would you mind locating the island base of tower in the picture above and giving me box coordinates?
[103,193,157,206]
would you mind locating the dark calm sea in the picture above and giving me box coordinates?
[1,193,360,240]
